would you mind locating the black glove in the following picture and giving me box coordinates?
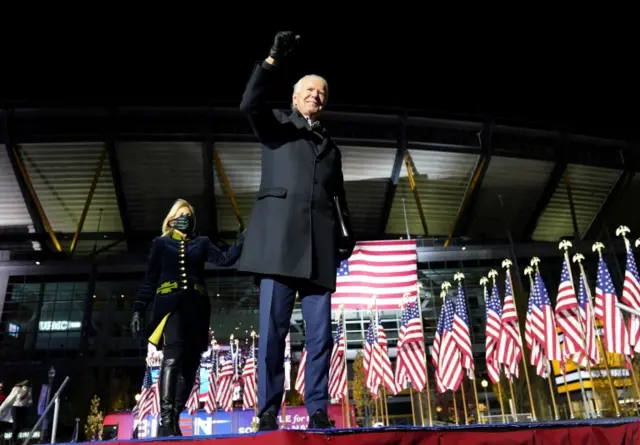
[131,311,143,339]
[269,31,300,60]
[339,239,355,261]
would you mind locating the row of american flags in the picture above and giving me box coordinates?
[132,232,640,423]
[131,296,429,423]
[133,337,257,421]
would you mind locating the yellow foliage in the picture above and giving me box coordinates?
[84,395,103,441]
[352,352,366,417]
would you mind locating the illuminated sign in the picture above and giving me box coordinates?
[38,321,82,331]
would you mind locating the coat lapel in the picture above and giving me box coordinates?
[289,110,333,159]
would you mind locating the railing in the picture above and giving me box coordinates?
[22,376,70,445]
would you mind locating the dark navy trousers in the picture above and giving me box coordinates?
[257,276,333,418]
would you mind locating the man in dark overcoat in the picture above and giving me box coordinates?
[237,31,355,430]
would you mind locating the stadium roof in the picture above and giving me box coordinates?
[0,105,637,263]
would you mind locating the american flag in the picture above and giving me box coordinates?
[216,350,236,412]
[363,316,383,396]
[329,314,348,402]
[185,368,201,414]
[242,345,257,409]
[533,271,563,363]
[453,281,474,377]
[436,294,463,392]
[395,297,427,392]
[485,283,502,384]
[594,257,631,356]
[575,273,600,367]
[204,358,218,414]
[295,347,307,398]
[554,257,585,362]
[376,317,400,395]
[525,275,550,378]
[431,307,446,394]
[497,275,522,381]
[621,244,640,352]
[134,366,159,420]
[333,240,418,309]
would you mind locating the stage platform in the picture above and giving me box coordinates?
[84,418,639,445]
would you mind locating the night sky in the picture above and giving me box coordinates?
[3,27,637,140]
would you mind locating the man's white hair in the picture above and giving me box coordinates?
[293,74,329,106]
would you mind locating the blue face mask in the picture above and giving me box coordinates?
[171,215,194,234]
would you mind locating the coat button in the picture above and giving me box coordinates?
[180,267,185,271]
[182,286,188,290]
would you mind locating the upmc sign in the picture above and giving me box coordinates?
[38,321,82,331]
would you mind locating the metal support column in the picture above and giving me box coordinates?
[70,148,108,255]
[563,170,580,239]
[105,134,133,253]
[202,115,218,236]
[378,113,407,237]
[404,151,429,236]
[444,122,493,246]
[213,151,244,231]
[4,110,61,252]
[583,150,637,240]
[522,138,569,240]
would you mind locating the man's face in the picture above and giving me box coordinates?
[293,76,327,119]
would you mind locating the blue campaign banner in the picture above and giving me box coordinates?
[134,407,313,438]
[149,366,212,399]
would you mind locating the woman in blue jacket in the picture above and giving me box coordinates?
[130,198,244,436]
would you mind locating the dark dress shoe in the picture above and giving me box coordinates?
[308,410,333,429]
[258,411,279,431]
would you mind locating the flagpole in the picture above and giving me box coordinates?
[481,275,506,424]
[616,227,640,409]
[489,270,517,422]
[570,254,601,418]
[502,260,537,422]
[374,296,391,426]
[397,300,419,426]
[452,390,459,424]
[228,335,236,433]
[557,242,590,418]
[409,387,417,426]
[436,281,460,425]
[533,256,575,420]
[339,306,352,427]
[576,248,621,417]
[497,372,507,423]
[558,243,596,418]
[339,308,347,426]
[414,283,433,426]
[212,339,219,435]
[441,282,461,426]
[251,332,258,422]
[455,272,481,423]
[597,237,638,409]
[524,263,560,420]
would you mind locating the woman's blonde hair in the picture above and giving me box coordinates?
[161,199,196,237]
